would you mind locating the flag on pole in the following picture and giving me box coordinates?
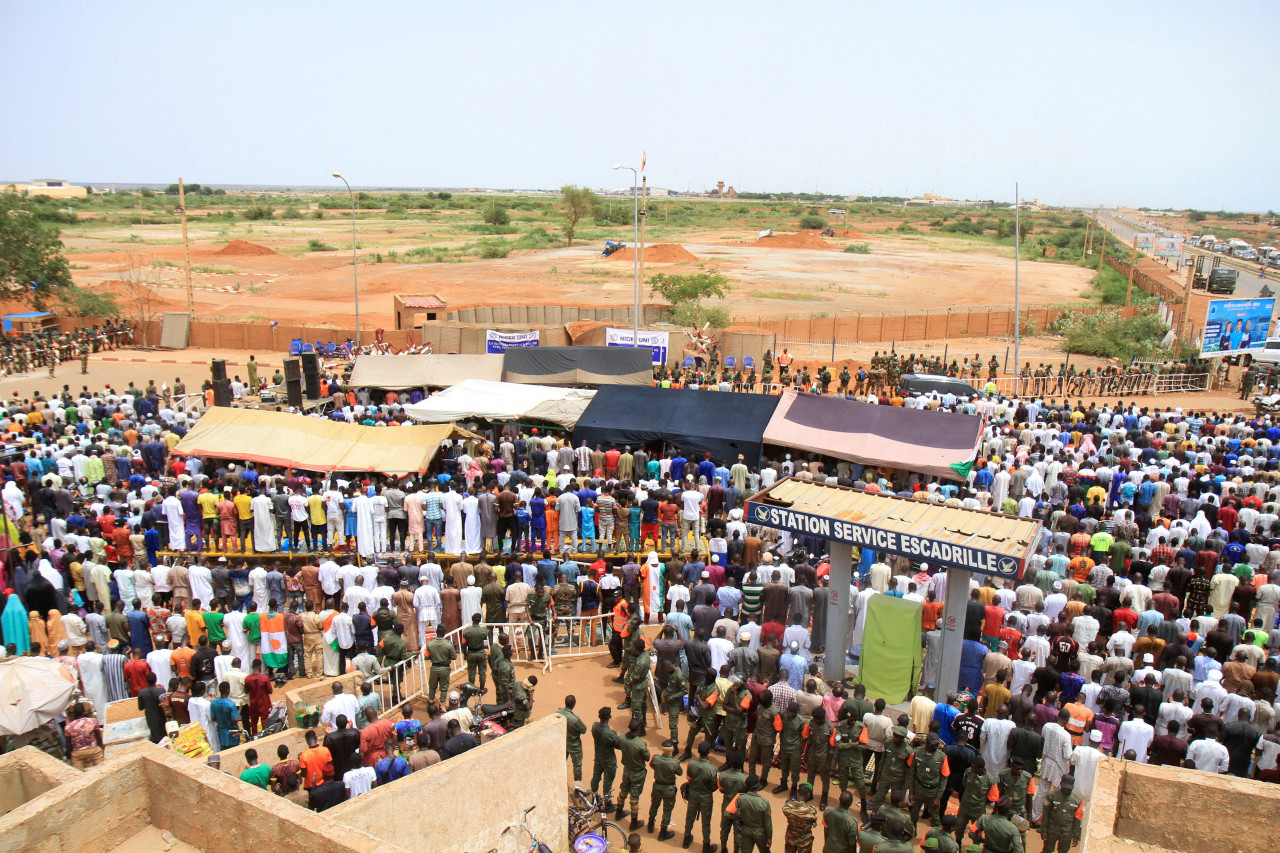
[259,611,289,668]
[641,151,646,172]
[322,609,339,652]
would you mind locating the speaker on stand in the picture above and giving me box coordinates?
[283,357,303,408]
[300,351,321,400]
[211,359,231,407]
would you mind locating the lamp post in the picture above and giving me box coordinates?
[332,172,361,348]
[614,165,640,349]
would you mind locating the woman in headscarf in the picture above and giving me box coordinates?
[1,479,24,520]
[2,590,31,653]
[23,570,58,618]
[29,610,49,654]
[45,608,68,652]
[1190,509,1212,540]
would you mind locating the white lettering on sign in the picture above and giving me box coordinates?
[746,501,1024,579]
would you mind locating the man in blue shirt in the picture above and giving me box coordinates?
[210,681,241,751]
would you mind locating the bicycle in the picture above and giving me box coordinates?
[568,787,629,853]
[504,806,553,853]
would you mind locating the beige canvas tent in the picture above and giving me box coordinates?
[173,407,479,474]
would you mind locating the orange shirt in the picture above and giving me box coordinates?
[299,745,333,789]
[170,646,195,680]
[921,601,943,631]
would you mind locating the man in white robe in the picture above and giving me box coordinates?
[250,492,277,552]
[413,578,442,642]
[248,564,269,612]
[353,492,375,558]
[441,487,464,555]
[78,645,108,723]
[163,492,185,551]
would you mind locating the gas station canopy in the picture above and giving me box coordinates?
[745,479,1040,579]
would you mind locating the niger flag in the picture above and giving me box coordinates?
[322,610,340,651]
[260,612,289,668]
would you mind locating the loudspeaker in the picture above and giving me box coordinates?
[300,351,321,399]
[211,358,227,383]
[213,378,231,407]
[283,358,303,407]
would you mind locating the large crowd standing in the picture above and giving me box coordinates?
[2,362,1280,852]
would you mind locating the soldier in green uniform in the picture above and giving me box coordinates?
[625,636,651,732]
[800,707,834,808]
[683,739,719,852]
[877,789,913,840]
[647,741,684,840]
[526,580,552,660]
[728,774,771,853]
[747,688,779,787]
[838,366,850,394]
[490,638,514,704]
[971,798,1024,853]
[79,341,89,375]
[820,789,858,853]
[857,813,887,853]
[775,701,806,798]
[923,818,961,853]
[909,733,950,827]
[782,797,818,853]
[425,623,456,705]
[954,756,998,846]
[592,707,624,817]
[510,674,537,728]
[988,355,999,382]
[557,694,587,784]
[997,756,1033,845]
[461,613,489,689]
[551,572,578,645]
[870,726,912,809]
[679,669,720,762]
[378,624,412,703]
[661,660,687,748]
[619,718,651,831]
[722,674,750,755]
[1039,774,1083,853]
[717,751,749,853]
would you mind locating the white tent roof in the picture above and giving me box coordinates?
[402,379,596,429]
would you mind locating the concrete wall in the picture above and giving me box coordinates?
[0,747,81,818]
[449,304,668,326]
[1085,756,1279,853]
[327,714,569,853]
[0,751,148,852]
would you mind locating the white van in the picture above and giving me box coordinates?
[1251,338,1280,365]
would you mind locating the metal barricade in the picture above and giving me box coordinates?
[367,651,429,711]
[440,621,552,677]
[547,613,609,660]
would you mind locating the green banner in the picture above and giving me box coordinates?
[858,595,923,705]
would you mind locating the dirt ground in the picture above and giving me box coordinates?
[58,218,1095,329]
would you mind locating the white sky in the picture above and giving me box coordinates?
[2,0,1275,210]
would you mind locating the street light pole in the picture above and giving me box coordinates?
[614,165,640,348]
[332,172,361,348]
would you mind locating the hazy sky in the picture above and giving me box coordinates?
[3,1,1276,210]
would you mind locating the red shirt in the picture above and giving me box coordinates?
[123,658,152,697]
[982,605,1006,638]
[999,626,1023,653]
[921,601,943,631]
[245,672,273,714]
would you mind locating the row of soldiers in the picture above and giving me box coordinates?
[1,320,133,377]
[584,677,1085,853]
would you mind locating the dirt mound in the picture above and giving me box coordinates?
[607,243,698,262]
[216,240,277,256]
[754,231,836,250]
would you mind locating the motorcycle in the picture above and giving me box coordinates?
[458,682,515,742]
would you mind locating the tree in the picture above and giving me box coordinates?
[648,270,731,328]
[116,253,163,345]
[798,213,828,230]
[559,185,597,246]
[1188,210,1207,222]
[0,192,74,310]
[55,284,119,318]
[482,203,510,226]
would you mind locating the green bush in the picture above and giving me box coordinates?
[843,242,871,254]
[671,302,731,328]
[896,221,919,233]
[799,213,828,230]
[482,204,510,226]
[243,205,273,220]
[479,242,509,259]
[307,238,336,251]
[1048,308,1168,360]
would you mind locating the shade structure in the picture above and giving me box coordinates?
[573,385,780,465]
[500,346,651,387]
[172,407,479,474]
[346,353,505,390]
[402,379,596,429]
[762,390,982,481]
[0,657,77,736]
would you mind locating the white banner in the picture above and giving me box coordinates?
[485,329,540,353]
[605,327,669,364]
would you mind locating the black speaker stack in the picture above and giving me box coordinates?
[210,359,231,407]
[300,351,321,399]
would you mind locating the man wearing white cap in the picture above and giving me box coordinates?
[1192,669,1228,716]
[1133,654,1161,686]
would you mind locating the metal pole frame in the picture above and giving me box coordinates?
[334,174,361,348]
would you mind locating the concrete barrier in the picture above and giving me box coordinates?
[0,747,81,818]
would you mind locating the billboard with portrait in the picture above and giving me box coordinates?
[1200,298,1274,357]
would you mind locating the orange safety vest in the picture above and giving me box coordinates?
[612,601,629,633]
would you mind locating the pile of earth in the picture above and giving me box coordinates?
[216,240,276,256]
[753,231,836,250]
[606,243,698,262]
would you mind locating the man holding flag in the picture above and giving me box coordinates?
[260,598,290,684]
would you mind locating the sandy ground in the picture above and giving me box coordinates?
[109,826,203,853]
[56,219,1095,329]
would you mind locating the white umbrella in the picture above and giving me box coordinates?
[0,657,77,736]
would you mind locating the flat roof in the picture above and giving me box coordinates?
[745,478,1040,579]
[400,294,447,308]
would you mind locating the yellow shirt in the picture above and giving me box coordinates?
[197,491,219,519]
[234,493,254,520]
[308,493,326,525]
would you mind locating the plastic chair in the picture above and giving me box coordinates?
[725,356,736,370]
[682,356,694,368]
[743,356,755,370]
[289,338,304,356]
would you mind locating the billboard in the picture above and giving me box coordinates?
[1135,233,1155,251]
[1152,236,1184,257]
[1201,298,1274,357]
[605,327,669,364]
[485,330,540,353]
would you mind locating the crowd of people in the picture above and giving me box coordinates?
[3,357,1280,851]
[0,320,133,377]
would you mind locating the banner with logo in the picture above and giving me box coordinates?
[1135,233,1155,251]
[485,330,540,353]
[605,327,669,364]
[1152,237,1184,257]
[1201,298,1274,357]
